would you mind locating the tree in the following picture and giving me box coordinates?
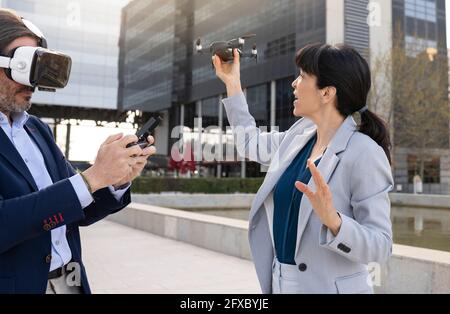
[369,31,450,183]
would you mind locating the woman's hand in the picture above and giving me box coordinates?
[212,49,242,97]
[295,159,342,236]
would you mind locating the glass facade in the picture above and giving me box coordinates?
[394,0,447,57]
[246,84,270,128]
[276,76,298,132]
[404,0,439,56]
[391,0,448,193]
[2,0,129,109]
[118,0,448,179]
[117,0,327,177]
[119,0,326,114]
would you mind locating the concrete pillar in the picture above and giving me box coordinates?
[53,118,59,141]
[326,0,345,44]
[180,104,185,127]
[154,110,169,156]
[270,80,276,129]
[369,0,393,136]
[241,89,247,178]
[195,100,202,167]
[65,122,71,159]
[179,104,185,154]
[217,95,223,178]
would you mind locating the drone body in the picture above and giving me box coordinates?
[195,34,257,63]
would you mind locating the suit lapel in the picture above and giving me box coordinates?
[294,115,357,257]
[0,127,38,191]
[294,151,340,257]
[249,123,317,222]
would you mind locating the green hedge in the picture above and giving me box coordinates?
[131,177,265,194]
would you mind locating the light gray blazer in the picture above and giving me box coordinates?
[222,92,394,294]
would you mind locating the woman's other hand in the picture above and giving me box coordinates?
[295,159,342,236]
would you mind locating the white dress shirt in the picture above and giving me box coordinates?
[0,111,129,271]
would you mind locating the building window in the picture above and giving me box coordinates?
[265,34,296,60]
[405,35,437,57]
[407,155,440,183]
[246,84,270,127]
[275,76,298,132]
[405,0,437,23]
[184,102,197,129]
[201,96,220,128]
[404,0,438,57]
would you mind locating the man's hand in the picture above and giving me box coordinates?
[82,133,146,193]
[113,135,156,189]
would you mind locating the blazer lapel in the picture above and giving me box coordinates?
[24,122,59,183]
[249,124,317,222]
[294,115,357,257]
[0,127,38,191]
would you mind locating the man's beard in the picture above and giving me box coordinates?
[0,87,33,115]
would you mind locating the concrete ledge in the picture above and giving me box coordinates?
[379,245,450,293]
[108,203,251,259]
[132,192,450,210]
[131,193,254,209]
[109,203,450,293]
[389,193,450,209]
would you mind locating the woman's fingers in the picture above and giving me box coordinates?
[295,181,314,199]
[233,48,240,65]
[212,54,221,71]
[307,159,327,190]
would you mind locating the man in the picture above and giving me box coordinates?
[0,8,156,294]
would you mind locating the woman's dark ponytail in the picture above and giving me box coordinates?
[359,110,392,164]
[295,43,392,164]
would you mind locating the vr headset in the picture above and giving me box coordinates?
[0,18,72,92]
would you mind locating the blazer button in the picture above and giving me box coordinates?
[50,221,57,228]
[298,263,307,272]
[337,243,352,253]
[45,254,52,264]
[43,224,51,231]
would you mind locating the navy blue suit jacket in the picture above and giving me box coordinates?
[0,115,131,294]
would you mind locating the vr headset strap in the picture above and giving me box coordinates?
[0,56,11,69]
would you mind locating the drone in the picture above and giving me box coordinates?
[195,34,257,63]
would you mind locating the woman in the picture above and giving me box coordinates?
[213,43,393,294]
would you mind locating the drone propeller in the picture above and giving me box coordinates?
[237,33,256,46]
[252,43,257,54]
[240,33,256,39]
[195,38,203,53]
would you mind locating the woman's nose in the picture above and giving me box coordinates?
[292,79,297,89]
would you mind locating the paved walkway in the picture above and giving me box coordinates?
[80,220,260,294]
